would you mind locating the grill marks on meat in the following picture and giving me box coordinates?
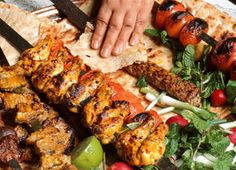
[115,113,168,166]
[0,66,75,169]
[125,62,201,107]
[17,36,168,166]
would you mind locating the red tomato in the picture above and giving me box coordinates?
[166,115,189,127]
[230,62,236,80]
[156,0,186,29]
[211,37,236,72]
[165,11,194,38]
[108,162,133,170]
[149,110,163,130]
[210,89,227,107]
[107,80,145,123]
[179,18,209,46]
[229,128,236,145]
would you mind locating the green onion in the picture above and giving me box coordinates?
[219,120,236,129]
[145,92,215,120]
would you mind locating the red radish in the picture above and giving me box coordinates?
[229,128,236,145]
[166,115,189,127]
[210,89,227,107]
[107,162,133,170]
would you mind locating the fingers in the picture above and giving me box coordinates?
[130,2,154,46]
[100,11,125,57]
[91,5,112,50]
[112,12,137,56]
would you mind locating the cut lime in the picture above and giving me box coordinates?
[71,136,103,170]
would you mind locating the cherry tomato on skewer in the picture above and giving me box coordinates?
[165,11,194,38]
[211,37,236,72]
[156,0,186,29]
[179,18,209,46]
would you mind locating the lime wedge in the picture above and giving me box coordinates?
[71,136,103,170]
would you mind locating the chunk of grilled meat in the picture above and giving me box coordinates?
[26,118,74,169]
[15,102,58,128]
[115,113,168,166]
[0,126,21,164]
[0,66,28,91]
[64,70,105,113]
[14,125,28,143]
[19,36,56,76]
[124,62,201,107]
[0,92,39,110]
[26,118,74,155]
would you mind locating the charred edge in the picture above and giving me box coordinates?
[132,112,150,123]
[112,100,129,109]
[187,18,208,32]
[159,0,178,11]
[216,37,236,56]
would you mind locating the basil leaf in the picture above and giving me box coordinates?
[137,75,148,88]
[226,80,236,104]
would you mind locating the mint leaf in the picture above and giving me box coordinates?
[160,31,168,44]
[183,45,195,68]
[164,123,181,157]
[213,151,235,170]
[145,29,160,37]
[205,126,230,156]
[137,75,148,88]
[226,80,236,104]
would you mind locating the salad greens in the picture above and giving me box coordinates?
[172,45,225,99]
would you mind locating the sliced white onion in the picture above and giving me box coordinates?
[219,121,236,129]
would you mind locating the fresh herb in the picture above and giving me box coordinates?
[172,45,225,98]
[226,80,236,104]
[164,123,181,157]
[145,29,168,45]
[137,75,148,88]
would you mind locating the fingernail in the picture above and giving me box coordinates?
[101,47,110,57]
[92,39,99,49]
[113,43,123,55]
[130,35,139,46]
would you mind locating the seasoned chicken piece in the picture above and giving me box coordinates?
[19,36,56,75]
[91,101,130,144]
[40,154,74,170]
[0,92,39,110]
[43,57,86,103]
[15,102,58,128]
[26,118,74,155]
[115,113,168,166]
[0,66,28,91]
[64,70,105,113]
[83,84,112,127]
[31,58,64,91]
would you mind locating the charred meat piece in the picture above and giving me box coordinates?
[15,102,58,128]
[26,118,74,155]
[91,100,130,144]
[0,66,28,91]
[0,126,21,164]
[19,36,56,75]
[64,70,105,113]
[42,57,86,103]
[115,112,168,166]
[124,62,201,106]
[83,84,112,127]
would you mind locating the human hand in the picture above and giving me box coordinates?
[91,0,154,57]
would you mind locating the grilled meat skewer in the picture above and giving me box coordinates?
[16,36,168,166]
[124,62,201,107]
[0,66,76,169]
